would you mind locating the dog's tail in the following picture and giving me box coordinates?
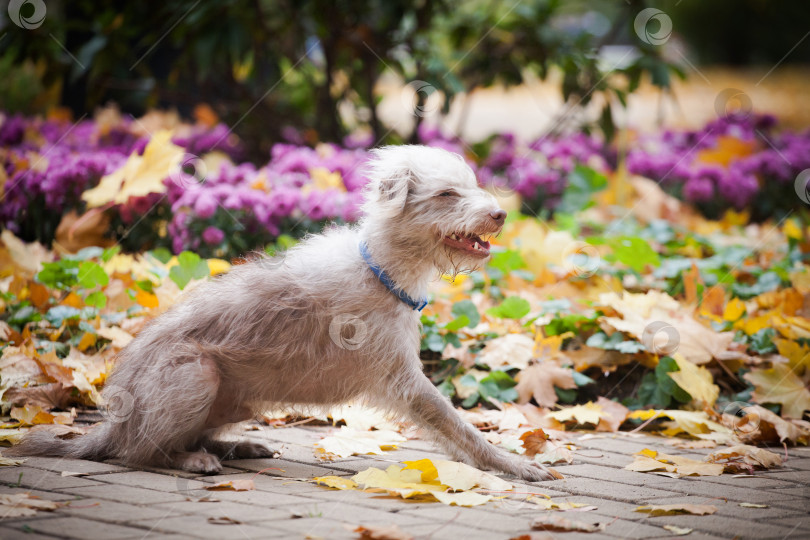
[5,423,114,461]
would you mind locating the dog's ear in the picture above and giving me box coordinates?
[377,171,413,211]
[364,146,419,217]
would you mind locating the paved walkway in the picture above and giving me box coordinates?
[0,423,808,539]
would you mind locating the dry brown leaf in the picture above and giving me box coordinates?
[562,346,630,372]
[96,326,134,349]
[353,524,414,540]
[0,493,61,517]
[706,445,782,472]
[635,504,717,516]
[54,210,114,254]
[594,397,630,432]
[206,479,255,492]
[531,515,605,533]
[598,291,735,364]
[669,439,717,450]
[725,405,809,445]
[477,334,535,370]
[0,230,53,276]
[3,383,73,410]
[515,363,576,407]
[519,429,550,457]
[207,516,242,525]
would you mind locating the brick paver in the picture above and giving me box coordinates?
[1,427,808,539]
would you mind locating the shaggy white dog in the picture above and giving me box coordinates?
[11,145,553,482]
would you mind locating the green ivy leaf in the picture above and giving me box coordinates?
[610,236,660,273]
[556,165,608,214]
[78,261,109,289]
[488,249,525,274]
[487,296,530,319]
[451,299,480,327]
[45,305,81,326]
[85,290,107,309]
[748,327,777,354]
[101,245,121,263]
[149,247,173,264]
[169,251,210,290]
[444,315,470,332]
[37,260,80,290]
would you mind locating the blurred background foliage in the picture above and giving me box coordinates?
[1,0,809,160]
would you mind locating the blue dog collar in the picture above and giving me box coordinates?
[359,241,428,311]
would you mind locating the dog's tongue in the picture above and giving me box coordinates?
[465,235,488,249]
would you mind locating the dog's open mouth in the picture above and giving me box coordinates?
[442,232,491,257]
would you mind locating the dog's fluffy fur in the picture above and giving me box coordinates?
[9,145,552,481]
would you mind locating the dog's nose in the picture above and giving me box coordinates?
[489,209,507,224]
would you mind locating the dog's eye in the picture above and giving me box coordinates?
[438,190,457,197]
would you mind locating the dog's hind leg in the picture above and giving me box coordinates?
[149,356,227,474]
[198,393,280,460]
[201,437,281,460]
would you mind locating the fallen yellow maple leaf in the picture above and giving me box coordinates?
[547,403,602,426]
[625,448,724,477]
[352,464,447,500]
[666,353,719,407]
[628,409,734,443]
[723,298,746,321]
[82,130,184,207]
[206,479,255,491]
[403,458,512,492]
[10,406,55,427]
[315,427,406,459]
[338,458,512,507]
[744,363,810,419]
[774,338,810,372]
[313,476,357,490]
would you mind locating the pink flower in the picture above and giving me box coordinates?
[202,226,225,245]
[194,191,218,219]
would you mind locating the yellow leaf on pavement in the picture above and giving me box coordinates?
[315,427,405,458]
[628,409,733,442]
[205,479,255,491]
[314,476,357,490]
[432,491,493,507]
[404,458,512,492]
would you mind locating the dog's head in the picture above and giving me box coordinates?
[362,145,506,274]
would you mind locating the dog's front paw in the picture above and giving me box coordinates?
[514,460,556,482]
[227,441,280,459]
[178,451,223,475]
